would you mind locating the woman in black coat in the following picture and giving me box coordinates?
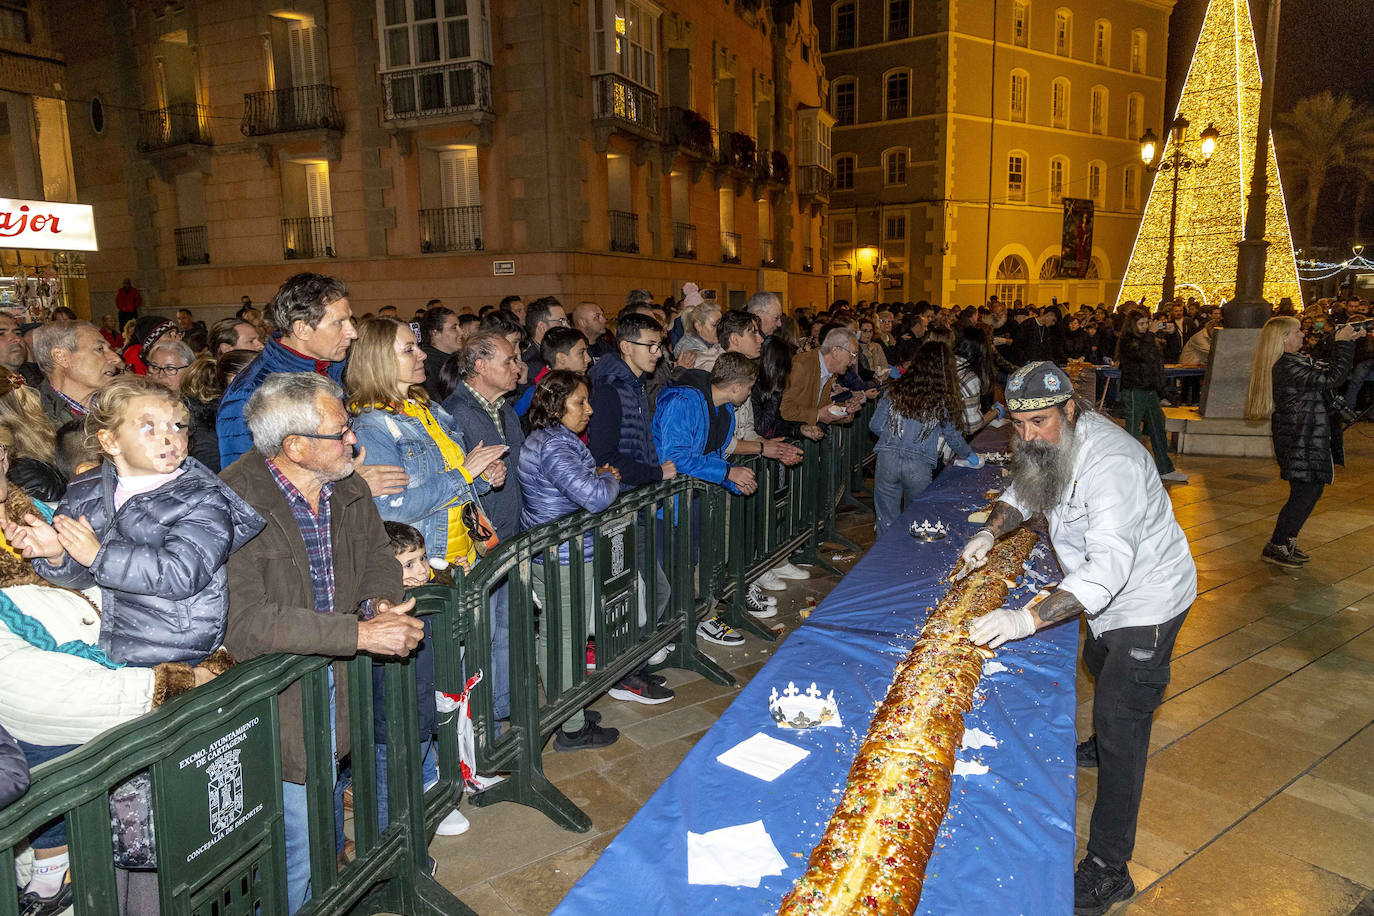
[1245,316,1361,568]
[1115,308,1186,481]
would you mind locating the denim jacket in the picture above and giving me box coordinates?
[352,402,491,561]
[869,396,973,466]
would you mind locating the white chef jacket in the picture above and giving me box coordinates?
[1001,410,1196,636]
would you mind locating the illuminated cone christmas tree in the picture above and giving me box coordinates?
[1117,0,1302,309]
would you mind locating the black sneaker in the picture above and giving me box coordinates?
[1261,541,1302,569]
[1076,735,1099,768]
[553,720,620,752]
[19,880,72,916]
[1074,854,1135,915]
[644,672,669,687]
[1286,538,1311,563]
[608,673,675,705]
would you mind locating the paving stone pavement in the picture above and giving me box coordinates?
[413,431,1374,916]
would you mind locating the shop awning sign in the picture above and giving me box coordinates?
[0,199,97,251]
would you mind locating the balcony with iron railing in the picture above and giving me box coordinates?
[138,102,212,153]
[609,210,639,253]
[592,73,660,140]
[760,237,776,267]
[803,245,814,272]
[797,165,833,202]
[174,226,209,266]
[282,216,336,260]
[673,222,697,259]
[755,149,790,186]
[716,131,757,175]
[420,206,483,253]
[242,84,343,136]
[661,107,715,160]
[720,231,741,264]
[382,60,493,122]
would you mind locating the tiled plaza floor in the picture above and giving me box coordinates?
[428,430,1374,916]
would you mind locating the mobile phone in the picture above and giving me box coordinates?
[832,389,855,403]
[409,322,422,342]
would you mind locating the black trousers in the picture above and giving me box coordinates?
[1271,479,1326,545]
[1082,609,1188,869]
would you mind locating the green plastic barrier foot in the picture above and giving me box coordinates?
[823,530,863,552]
[721,599,781,642]
[350,871,478,916]
[677,644,735,686]
[468,765,593,833]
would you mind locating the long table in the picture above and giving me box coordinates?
[554,464,1079,915]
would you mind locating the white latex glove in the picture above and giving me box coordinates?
[969,606,1036,648]
[952,453,986,469]
[960,530,995,570]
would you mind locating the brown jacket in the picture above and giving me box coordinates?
[221,451,402,784]
[780,349,838,424]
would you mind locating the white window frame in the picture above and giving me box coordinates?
[797,107,834,167]
[1010,69,1028,122]
[1008,151,1027,202]
[884,68,910,120]
[1088,160,1104,207]
[1054,8,1072,56]
[1090,85,1107,135]
[1130,29,1146,73]
[1011,0,1028,47]
[833,153,856,189]
[884,148,908,186]
[1094,19,1110,66]
[1051,78,1069,128]
[1049,156,1067,202]
[589,0,660,91]
[378,0,492,71]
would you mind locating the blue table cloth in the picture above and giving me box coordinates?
[555,465,1078,916]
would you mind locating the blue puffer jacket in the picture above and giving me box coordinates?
[216,336,346,467]
[352,402,491,561]
[587,353,660,492]
[652,373,741,494]
[868,396,974,466]
[517,425,619,561]
[34,458,265,666]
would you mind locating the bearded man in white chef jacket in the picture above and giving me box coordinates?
[959,361,1196,916]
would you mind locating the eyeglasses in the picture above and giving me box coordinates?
[292,422,354,441]
[626,339,664,354]
[148,362,191,375]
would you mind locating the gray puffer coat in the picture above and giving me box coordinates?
[34,457,265,666]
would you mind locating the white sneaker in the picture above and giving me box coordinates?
[1160,470,1189,483]
[697,616,745,646]
[435,807,470,836]
[772,561,811,580]
[648,644,673,666]
[755,570,786,591]
[745,586,778,618]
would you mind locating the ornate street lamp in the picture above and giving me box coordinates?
[1141,116,1221,306]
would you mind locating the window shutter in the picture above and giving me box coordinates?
[289,25,326,86]
[306,163,332,218]
[439,148,479,208]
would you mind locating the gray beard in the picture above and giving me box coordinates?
[1009,419,1081,516]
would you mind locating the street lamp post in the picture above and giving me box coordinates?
[1140,116,1220,307]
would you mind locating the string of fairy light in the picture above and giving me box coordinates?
[1295,250,1374,281]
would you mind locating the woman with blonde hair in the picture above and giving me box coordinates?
[1244,315,1361,567]
[672,299,723,371]
[0,376,62,501]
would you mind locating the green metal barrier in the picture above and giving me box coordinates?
[0,639,471,916]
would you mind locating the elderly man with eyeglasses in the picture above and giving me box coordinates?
[780,327,865,426]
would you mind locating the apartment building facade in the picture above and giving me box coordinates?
[818,0,1173,308]
[50,0,833,319]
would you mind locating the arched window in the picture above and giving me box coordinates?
[1088,160,1105,206]
[1009,69,1029,122]
[834,2,856,50]
[1008,151,1027,202]
[1094,19,1110,65]
[1054,8,1072,55]
[884,148,908,186]
[1123,165,1140,209]
[995,254,1028,304]
[833,154,856,190]
[1090,85,1107,135]
[884,69,910,120]
[1039,256,1063,280]
[832,77,856,126]
[1130,29,1147,73]
[1051,78,1069,128]
[1049,155,1068,202]
[1127,92,1144,140]
[1011,0,1029,46]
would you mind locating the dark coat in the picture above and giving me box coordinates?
[1014,319,1064,364]
[1116,333,1166,396]
[587,353,662,491]
[0,722,28,809]
[186,396,221,473]
[440,383,526,540]
[7,457,64,503]
[35,458,264,666]
[1271,341,1353,484]
[221,452,404,784]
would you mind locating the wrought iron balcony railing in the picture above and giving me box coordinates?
[797,165,833,200]
[420,206,483,253]
[717,131,757,173]
[760,237,775,267]
[242,84,343,136]
[672,222,697,259]
[609,210,639,253]
[720,231,741,264]
[592,74,660,137]
[661,107,715,159]
[382,60,493,121]
[174,225,209,266]
[282,216,336,260]
[138,102,211,152]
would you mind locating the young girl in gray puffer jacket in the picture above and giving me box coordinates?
[11,375,264,666]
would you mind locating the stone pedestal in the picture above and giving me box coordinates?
[1186,328,1273,456]
[1180,415,1274,457]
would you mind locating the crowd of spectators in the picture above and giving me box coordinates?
[0,275,1370,915]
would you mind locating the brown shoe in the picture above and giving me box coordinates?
[342,785,353,811]
[337,837,356,868]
